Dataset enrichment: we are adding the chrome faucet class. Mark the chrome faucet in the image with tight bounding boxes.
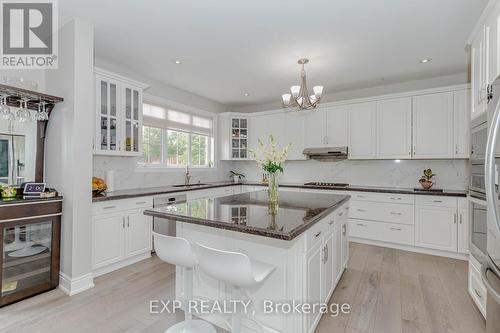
[184,166,191,185]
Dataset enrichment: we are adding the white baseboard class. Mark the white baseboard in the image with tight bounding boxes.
[93,252,151,278]
[59,272,95,296]
[349,237,469,261]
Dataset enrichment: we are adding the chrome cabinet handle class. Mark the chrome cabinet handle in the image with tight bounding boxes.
[103,206,116,210]
[338,212,344,216]
[135,201,147,205]
[390,227,402,231]
[127,216,130,227]
[433,200,443,203]
[342,224,347,236]
[454,214,457,224]
[390,197,402,200]
[474,289,483,298]
[325,244,329,262]
[329,220,334,225]
[315,231,322,238]
[356,195,366,198]
[356,223,367,227]
[122,217,126,228]
[459,214,463,224]
[356,209,366,212]
[390,212,403,215]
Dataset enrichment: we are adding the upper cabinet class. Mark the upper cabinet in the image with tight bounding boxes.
[348,102,377,159]
[218,114,249,160]
[326,106,349,147]
[304,108,327,147]
[376,97,412,159]
[454,90,471,158]
[412,92,454,159]
[250,113,285,152]
[94,68,148,156]
[285,111,307,160]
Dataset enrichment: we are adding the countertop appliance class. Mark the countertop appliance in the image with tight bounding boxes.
[152,193,187,252]
[302,147,348,161]
[303,182,350,188]
[483,75,500,332]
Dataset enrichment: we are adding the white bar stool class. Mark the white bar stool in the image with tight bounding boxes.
[196,243,275,333]
[153,232,217,333]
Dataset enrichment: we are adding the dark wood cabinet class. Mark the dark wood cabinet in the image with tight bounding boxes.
[0,198,62,307]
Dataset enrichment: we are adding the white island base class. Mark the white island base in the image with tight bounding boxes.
[175,201,349,333]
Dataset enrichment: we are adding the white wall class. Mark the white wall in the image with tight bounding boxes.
[45,19,95,292]
[230,159,469,191]
[93,156,231,190]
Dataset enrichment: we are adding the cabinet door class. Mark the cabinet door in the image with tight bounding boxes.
[485,13,498,86]
[95,75,120,154]
[229,117,249,159]
[326,106,348,146]
[323,231,334,301]
[471,32,485,119]
[305,109,327,148]
[250,113,285,152]
[376,97,412,159]
[454,90,471,158]
[122,85,142,156]
[125,210,152,257]
[458,208,470,254]
[348,102,377,159]
[306,242,323,332]
[92,214,125,269]
[341,221,348,269]
[412,92,454,158]
[285,111,307,160]
[415,205,457,252]
[334,223,343,283]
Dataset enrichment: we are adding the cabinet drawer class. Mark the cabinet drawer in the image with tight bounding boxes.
[93,196,153,215]
[415,196,457,208]
[350,192,414,204]
[468,261,487,317]
[349,219,414,246]
[350,201,414,225]
[306,220,329,251]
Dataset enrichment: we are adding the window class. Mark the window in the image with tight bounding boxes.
[139,102,214,168]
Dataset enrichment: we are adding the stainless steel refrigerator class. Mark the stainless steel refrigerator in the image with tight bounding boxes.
[483,76,500,333]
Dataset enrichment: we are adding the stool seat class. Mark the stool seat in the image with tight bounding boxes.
[165,320,217,333]
[250,259,275,284]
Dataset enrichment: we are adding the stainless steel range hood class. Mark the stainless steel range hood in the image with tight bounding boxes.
[302,147,348,161]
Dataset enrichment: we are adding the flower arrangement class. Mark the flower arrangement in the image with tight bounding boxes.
[249,135,292,203]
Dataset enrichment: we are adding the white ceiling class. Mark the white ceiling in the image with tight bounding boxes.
[60,0,487,107]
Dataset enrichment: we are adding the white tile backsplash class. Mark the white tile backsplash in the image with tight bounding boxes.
[229,159,469,190]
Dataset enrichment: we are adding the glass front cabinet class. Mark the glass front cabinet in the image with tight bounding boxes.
[94,68,148,156]
[218,113,250,160]
[0,199,62,307]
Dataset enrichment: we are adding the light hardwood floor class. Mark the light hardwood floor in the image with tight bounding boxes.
[0,243,486,333]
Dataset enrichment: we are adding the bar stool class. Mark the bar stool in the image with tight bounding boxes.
[195,243,275,333]
[153,232,217,333]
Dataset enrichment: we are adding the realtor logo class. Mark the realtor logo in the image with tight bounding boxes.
[1,0,58,69]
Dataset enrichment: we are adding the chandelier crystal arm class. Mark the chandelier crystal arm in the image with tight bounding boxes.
[282,58,323,110]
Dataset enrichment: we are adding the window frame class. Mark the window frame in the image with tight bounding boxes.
[137,97,216,171]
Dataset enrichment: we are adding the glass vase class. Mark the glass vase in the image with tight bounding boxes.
[268,173,279,204]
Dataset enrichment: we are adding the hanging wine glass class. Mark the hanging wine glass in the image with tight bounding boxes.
[0,95,13,120]
[40,101,49,121]
[34,102,43,121]
[16,98,32,123]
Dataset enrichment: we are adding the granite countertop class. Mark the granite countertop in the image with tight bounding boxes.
[0,196,63,206]
[144,191,350,241]
[93,181,467,203]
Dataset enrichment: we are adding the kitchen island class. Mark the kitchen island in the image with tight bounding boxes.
[144,190,350,333]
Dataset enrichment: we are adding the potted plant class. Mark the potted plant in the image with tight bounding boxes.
[249,135,291,204]
[419,169,436,190]
[230,171,245,183]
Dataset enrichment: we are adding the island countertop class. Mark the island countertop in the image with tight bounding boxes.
[143,190,350,240]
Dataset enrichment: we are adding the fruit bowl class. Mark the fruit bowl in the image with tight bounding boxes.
[92,177,107,196]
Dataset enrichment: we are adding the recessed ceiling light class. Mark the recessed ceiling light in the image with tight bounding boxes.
[419,58,431,64]
[243,92,250,97]
[174,60,182,64]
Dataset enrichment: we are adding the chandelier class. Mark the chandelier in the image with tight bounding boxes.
[281,58,323,110]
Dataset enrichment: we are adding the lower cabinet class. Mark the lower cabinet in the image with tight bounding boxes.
[306,241,323,330]
[92,208,152,274]
[458,207,470,254]
[415,205,458,252]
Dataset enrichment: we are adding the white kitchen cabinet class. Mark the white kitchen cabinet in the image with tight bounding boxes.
[92,214,125,269]
[333,222,343,282]
[376,97,412,159]
[323,230,335,302]
[285,111,307,160]
[306,241,323,331]
[454,90,471,158]
[415,204,458,252]
[458,207,470,254]
[94,68,148,156]
[305,108,327,148]
[348,102,377,159]
[218,114,249,160]
[125,209,152,257]
[250,113,285,152]
[485,13,499,86]
[471,30,485,120]
[326,106,349,146]
[341,221,348,269]
[412,92,454,158]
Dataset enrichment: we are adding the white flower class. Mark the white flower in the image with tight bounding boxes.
[249,134,292,172]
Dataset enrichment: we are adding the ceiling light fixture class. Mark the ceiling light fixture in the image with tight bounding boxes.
[419,58,431,64]
[174,60,182,64]
[243,92,250,97]
[282,58,323,110]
